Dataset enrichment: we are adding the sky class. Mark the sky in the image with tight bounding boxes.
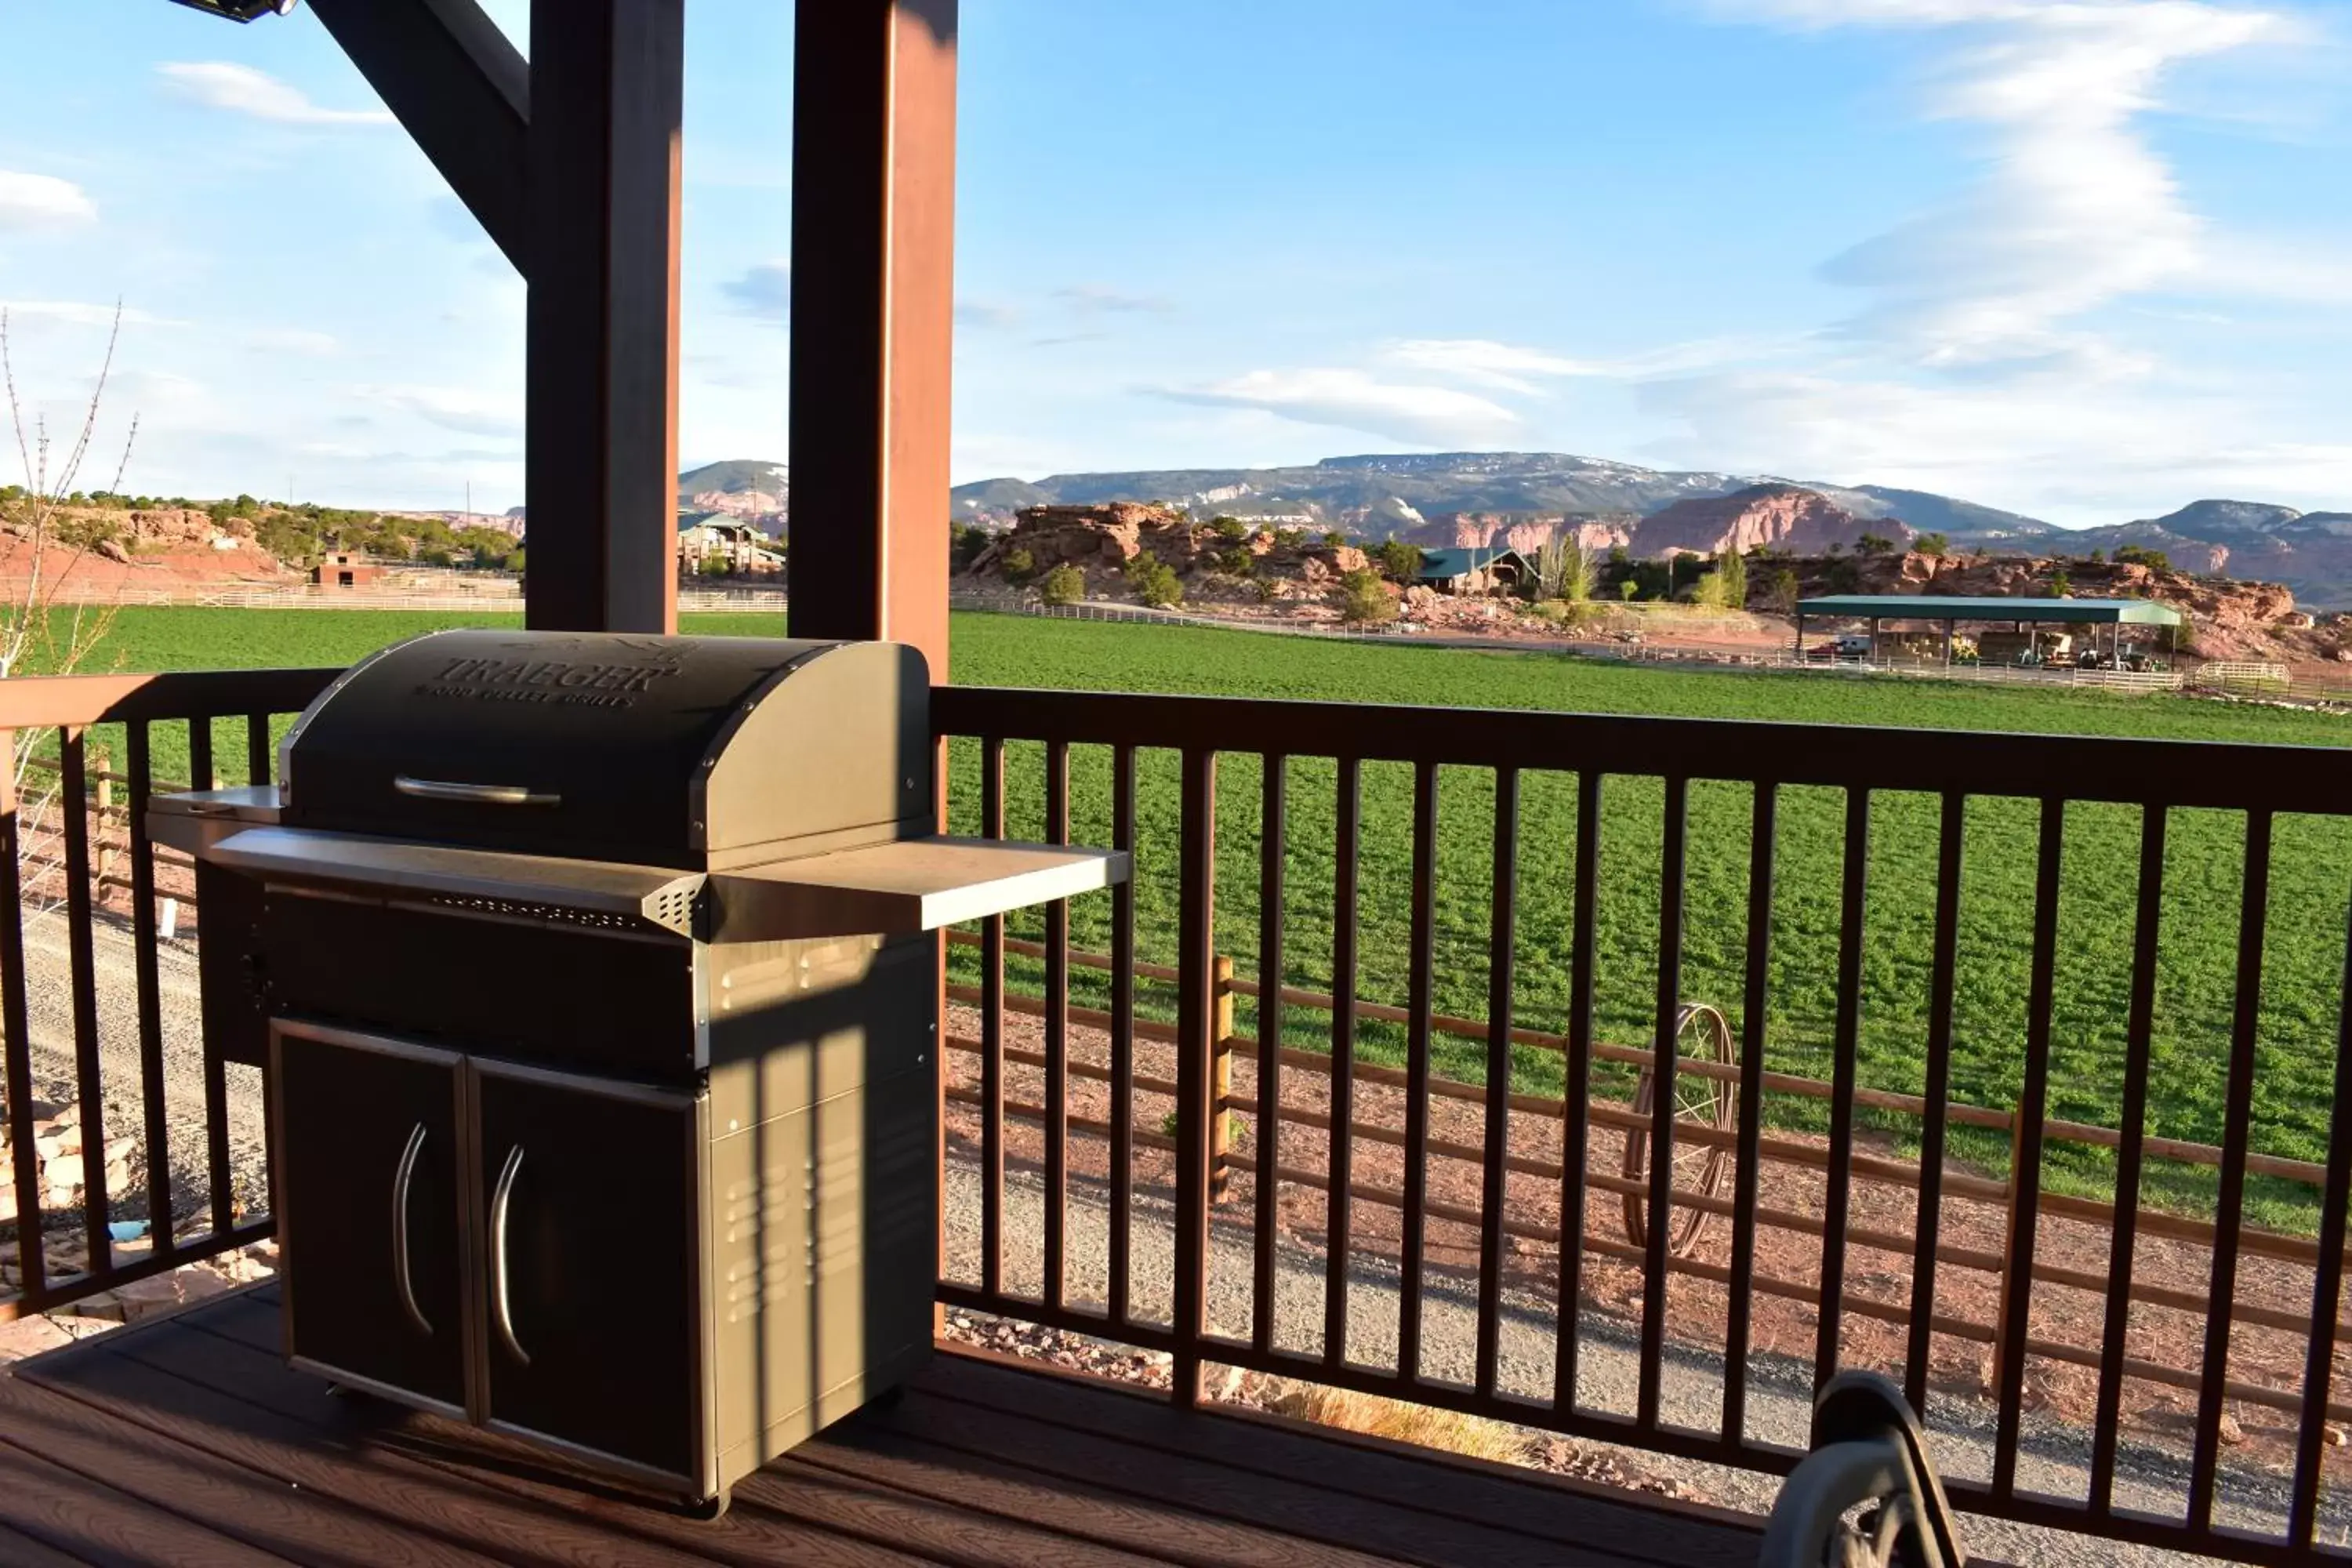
[1,0,2347,528]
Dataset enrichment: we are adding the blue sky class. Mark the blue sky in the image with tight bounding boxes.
[1,0,2347,526]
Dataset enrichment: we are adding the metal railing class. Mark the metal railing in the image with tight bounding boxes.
[0,668,338,1321]
[932,684,2352,1567]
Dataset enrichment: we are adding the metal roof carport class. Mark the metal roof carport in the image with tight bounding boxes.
[1793,594,2187,669]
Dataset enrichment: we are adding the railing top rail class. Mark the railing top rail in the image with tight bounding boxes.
[935,684,2352,816]
[0,667,343,731]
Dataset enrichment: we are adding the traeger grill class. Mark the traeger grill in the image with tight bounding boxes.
[154,630,1125,1515]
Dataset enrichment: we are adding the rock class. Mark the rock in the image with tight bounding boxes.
[2217,1410,2246,1446]
[2325,1422,2348,1448]
[0,1313,82,1366]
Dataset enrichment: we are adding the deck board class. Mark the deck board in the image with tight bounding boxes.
[0,1285,1766,1567]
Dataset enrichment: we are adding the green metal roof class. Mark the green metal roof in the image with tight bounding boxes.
[1416,546,1526,579]
[1795,594,2185,627]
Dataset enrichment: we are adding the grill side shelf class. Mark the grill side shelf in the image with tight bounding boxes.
[709,836,1129,942]
[207,826,706,936]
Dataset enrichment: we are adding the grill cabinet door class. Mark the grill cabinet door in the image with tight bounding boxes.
[271,1024,469,1414]
[471,1059,705,1490]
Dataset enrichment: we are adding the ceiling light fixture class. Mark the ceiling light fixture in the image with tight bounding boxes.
[163,0,298,21]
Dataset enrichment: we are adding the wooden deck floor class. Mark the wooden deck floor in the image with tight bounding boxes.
[0,1283,1765,1567]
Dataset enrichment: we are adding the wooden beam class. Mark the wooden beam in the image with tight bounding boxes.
[306,0,528,271]
[786,0,958,682]
[522,0,684,633]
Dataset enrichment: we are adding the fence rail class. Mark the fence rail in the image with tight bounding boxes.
[0,667,339,1323]
[933,682,2352,1566]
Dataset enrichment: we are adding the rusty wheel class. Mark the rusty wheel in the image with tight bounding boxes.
[1619,1003,1737,1259]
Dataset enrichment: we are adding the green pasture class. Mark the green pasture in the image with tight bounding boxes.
[38,606,2352,1226]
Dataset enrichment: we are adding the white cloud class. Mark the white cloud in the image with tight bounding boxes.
[0,172,96,231]
[158,63,394,127]
[1056,284,1173,316]
[361,384,523,440]
[1782,3,2292,365]
[0,302,172,328]
[1160,368,1521,448]
[720,261,790,322]
[1385,336,1784,392]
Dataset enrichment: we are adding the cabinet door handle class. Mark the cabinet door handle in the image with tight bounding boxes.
[391,1123,431,1337]
[490,1145,530,1366]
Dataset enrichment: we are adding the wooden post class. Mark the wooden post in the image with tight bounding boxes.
[1210,954,1235,1204]
[786,0,957,682]
[524,0,684,634]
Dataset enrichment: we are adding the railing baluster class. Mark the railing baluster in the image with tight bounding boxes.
[1555,771,1602,1415]
[1252,753,1287,1356]
[1639,776,1688,1432]
[1398,759,1439,1385]
[128,722,175,1260]
[1722,782,1776,1444]
[1173,747,1218,1406]
[1474,768,1519,1399]
[2288,872,2352,1551]
[188,714,214,793]
[1108,745,1138,1329]
[60,731,113,1268]
[2089,804,2167,1513]
[1992,797,2067,1500]
[188,712,237,1230]
[0,728,43,1302]
[978,735,1006,1301]
[1043,739,1070,1312]
[245,712,270,786]
[2187,809,2273,1527]
[1904,790,1966,1414]
[1816,787,1871,1391]
[1323,756,1361,1372]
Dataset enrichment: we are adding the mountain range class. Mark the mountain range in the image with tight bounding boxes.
[675,451,2352,607]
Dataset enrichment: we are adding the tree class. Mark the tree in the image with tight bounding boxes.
[1915,532,1949,558]
[1717,546,1747,608]
[1037,563,1085,606]
[1528,535,1592,603]
[1856,532,1895,557]
[1210,515,1250,542]
[1217,546,1255,577]
[1763,567,1801,617]
[2115,543,2172,572]
[1338,568,1395,623]
[1000,546,1036,583]
[1375,539,1423,581]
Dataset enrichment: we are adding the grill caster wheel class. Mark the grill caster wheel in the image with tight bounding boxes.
[682,1487,731,1523]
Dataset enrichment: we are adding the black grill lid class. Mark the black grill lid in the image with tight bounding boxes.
[280,630,930,869]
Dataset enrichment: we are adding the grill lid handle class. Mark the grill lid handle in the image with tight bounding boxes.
[394,776,561,808]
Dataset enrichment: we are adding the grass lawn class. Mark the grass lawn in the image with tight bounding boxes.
[45,605,2352,1225]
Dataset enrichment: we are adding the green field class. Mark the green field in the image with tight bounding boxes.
[48,607,2352,1225]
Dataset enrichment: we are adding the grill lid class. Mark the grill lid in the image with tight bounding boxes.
[279,630,930,868]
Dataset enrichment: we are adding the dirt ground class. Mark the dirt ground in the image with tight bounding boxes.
[943,999,2352,1488]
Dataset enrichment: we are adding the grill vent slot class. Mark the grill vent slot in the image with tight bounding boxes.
[651,885,698,934]
[426,895,649,933]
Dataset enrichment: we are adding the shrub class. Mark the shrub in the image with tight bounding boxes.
[1763,567,1800,617]
[1126,554,1184,608]
[1000,546,1036,583]
[2116,543,2172,572]
[1036,563,1085,606]
[1717,545,1747,608]
[1618,581,1639,602]
[1338,568,1395,623]
[1856,532,1895,557]
[1218,546,1256,577]
[1211,515,1250,542]
[1915,532,1949,558]
[1323,530,1347,548]
[1274,528,1307,550]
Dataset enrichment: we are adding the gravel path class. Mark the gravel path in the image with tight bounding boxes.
[13,906,270,1225]
[946,1151,2334,1567]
